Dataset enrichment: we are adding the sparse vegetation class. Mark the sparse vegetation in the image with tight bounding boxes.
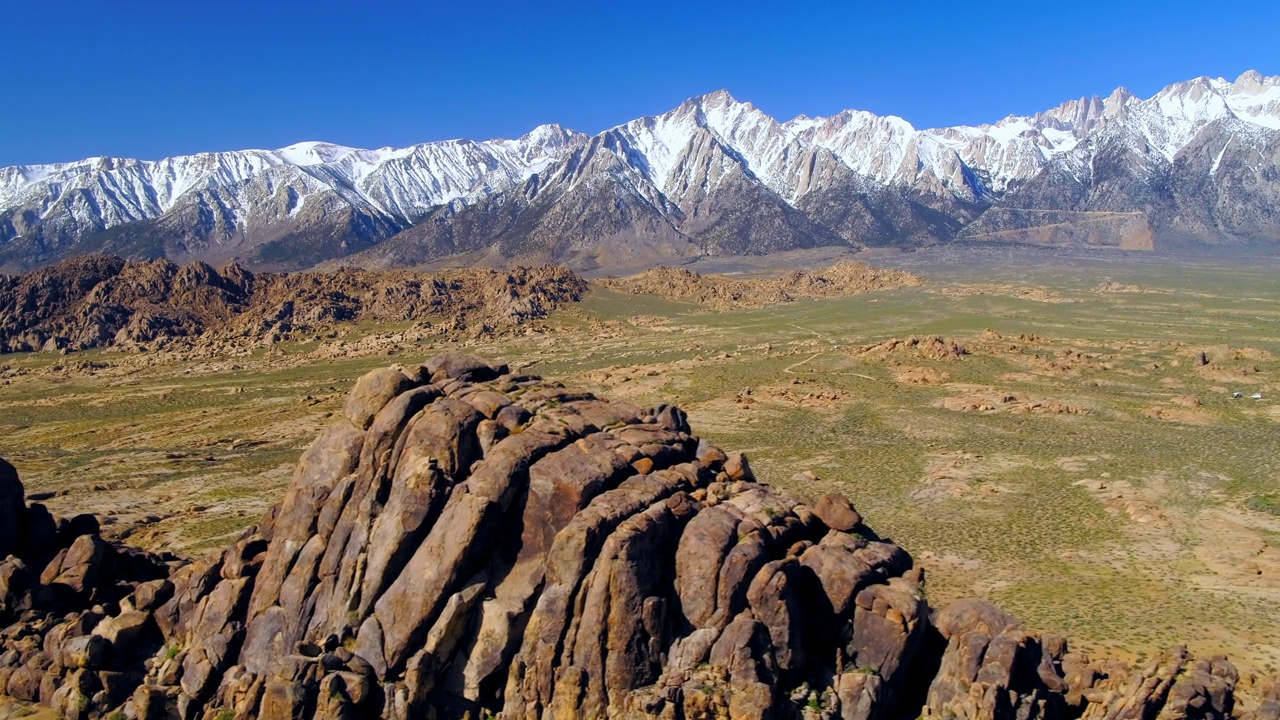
[1247,494,1280,516]
[2,251,1279,674]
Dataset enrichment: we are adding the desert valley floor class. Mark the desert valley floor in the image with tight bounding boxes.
[2,246,1278,682]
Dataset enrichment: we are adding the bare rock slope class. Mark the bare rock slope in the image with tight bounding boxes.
[0,355,1271,720]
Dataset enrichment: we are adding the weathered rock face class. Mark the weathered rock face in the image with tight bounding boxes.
[0,354,1270,720]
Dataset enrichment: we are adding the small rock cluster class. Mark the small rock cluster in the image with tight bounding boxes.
[0,458,175,716]
[0,354,1275,719]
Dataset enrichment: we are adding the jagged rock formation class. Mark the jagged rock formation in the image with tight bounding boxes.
[0,255,585,353]
[0,355,1274,720]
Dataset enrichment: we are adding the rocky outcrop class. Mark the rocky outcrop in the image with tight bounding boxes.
[0,460,175,717]
[858,335,969,361]
[0,355,1271,719]
[0,257,586,353]
[595,261,924,310]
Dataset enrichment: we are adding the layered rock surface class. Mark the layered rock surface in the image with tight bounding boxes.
[0,355,1271,720]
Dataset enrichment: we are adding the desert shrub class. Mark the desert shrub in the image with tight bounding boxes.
[1247,494,1280,515]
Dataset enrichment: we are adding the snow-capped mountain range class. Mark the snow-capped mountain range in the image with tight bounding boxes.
[3,70,1279,271]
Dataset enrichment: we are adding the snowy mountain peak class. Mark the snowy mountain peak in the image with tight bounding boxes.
[1108,86,1136,104]
[695,88,741,106]
[3,70,1279,271]
[275,141,357,166]
[517,123,582,144]
[494,124,589,165]
[1228,70,1279,97]
[1102,71,1280,159]
[1035,89,1128,135]
[1221,71,1280,130]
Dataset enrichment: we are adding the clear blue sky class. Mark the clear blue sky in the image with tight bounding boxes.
[2,0,1277,166]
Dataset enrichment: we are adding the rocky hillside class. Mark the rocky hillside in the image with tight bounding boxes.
[0,255,586,353]
[3,73,1279,272]
[596,260,924,309]
[1,354,1274,719]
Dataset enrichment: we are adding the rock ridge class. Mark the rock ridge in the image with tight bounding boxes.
[0,354,1272,720]
[595,261,924,310]
[0,256,585,354]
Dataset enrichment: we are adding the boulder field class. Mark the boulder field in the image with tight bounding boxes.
[0,353,1274,720]
[0,256,586,354]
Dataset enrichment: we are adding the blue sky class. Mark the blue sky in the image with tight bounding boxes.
[1,0,1277,166]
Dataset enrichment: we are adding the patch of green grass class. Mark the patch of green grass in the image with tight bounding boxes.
[200,484,260,502]
[1247,494,1280,516]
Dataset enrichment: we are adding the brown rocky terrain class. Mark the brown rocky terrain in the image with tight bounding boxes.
[858,336,970,362]
[0,255,585,354]
[596,261,924,310]
[1,354,1274,720]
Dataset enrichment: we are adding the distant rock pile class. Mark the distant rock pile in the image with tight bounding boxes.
[598,261,924,310]
[1092,281,1152,294]
[1,354,1275,719]
[859,335,970,361]
[0,255,585,354]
